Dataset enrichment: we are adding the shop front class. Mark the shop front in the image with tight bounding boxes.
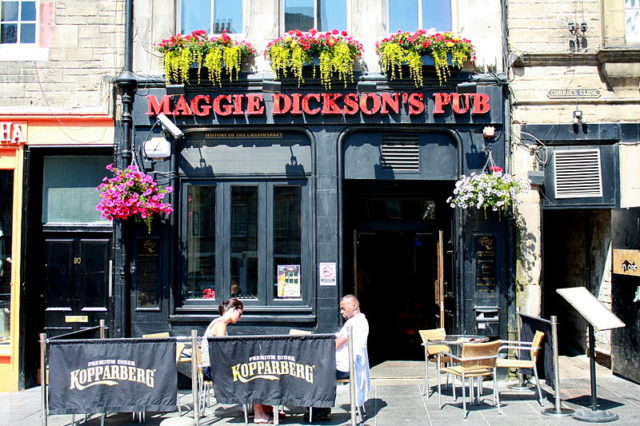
[127,79,513,364]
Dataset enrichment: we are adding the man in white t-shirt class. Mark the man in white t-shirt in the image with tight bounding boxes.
[306,294,369,422]
[335,294,369,378]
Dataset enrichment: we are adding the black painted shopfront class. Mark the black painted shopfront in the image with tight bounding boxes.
[123,77,513,364]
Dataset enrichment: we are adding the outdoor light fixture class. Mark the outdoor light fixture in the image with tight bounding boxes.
[572,109,584,125]
[568,22,576,33]
[143,136,172,160]
[157,112,184,139]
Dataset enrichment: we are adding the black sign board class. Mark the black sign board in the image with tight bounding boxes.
[208,334,336,408]
[48,339,177,414]
[474,234,498,306]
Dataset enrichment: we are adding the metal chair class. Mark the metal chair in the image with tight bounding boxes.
[418,328,452,396]
[437,340,502,418]
[497,330,545,404]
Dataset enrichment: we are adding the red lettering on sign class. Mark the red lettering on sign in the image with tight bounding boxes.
[432,93,451,114]
[471,93,491,114]
[232,94,244,115]
[147,95,172,115]
[451,94,471,114]
[213,95,233,116]
[321,93,343,114]
[246,94,265,115]
[408,93,425,115]
[343,93,359,115]
[302,93,321,115]
[290,93,303,115]
[191,95,212,116]
[360,93,381,115]
[380,93,400,114]
[0,122,26,144]
[272,94,291,115]
[173,95,192,116]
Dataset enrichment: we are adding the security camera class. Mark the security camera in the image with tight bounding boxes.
[157,113,184,139]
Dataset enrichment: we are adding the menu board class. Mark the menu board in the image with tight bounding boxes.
[474,234,498,306]
[277,264,301,298]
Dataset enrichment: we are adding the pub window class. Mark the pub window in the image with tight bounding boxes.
[283,0,347,32]
[181,180,308,307]
[0,0,36,44]
[42,156,112,224]
[179,0,244,34]
[388,0,452,32]
[186,184,216,300]
[626,0,640,43]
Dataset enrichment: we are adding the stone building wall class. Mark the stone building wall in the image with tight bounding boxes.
[0,0,124,115]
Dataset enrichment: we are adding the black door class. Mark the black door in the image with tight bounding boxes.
[44,237,110,336]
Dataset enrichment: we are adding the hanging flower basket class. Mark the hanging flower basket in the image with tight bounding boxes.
[265,29,364,89]
[446,167,531,215]
[96,164,173,233]
[155,30,255,86]
[376,30,475,86]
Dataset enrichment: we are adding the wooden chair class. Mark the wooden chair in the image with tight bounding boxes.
[497,330,545,404]
[437,340,502,418]
[418,328,452,396]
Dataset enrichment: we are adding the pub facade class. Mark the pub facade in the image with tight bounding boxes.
[119,0,513,366]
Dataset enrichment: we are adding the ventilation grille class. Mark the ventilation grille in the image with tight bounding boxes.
[553,149,603,199]
[381,136,420,171]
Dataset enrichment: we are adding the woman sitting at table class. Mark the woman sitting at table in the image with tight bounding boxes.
[200,298,274,424]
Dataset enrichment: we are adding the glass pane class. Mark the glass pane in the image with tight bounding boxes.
[42,156,111,224]
[181,0,211,34]
[1,23,17,43]
[136,237,160,308]
[0,171,13,344]
[45,241,74,308]
[231,186,258,299]
[80,241,109,308]
[389,0,418,32]
[273,186,302,299]
[186,185,216,300]
[1,2,19,21]
[214,0,242,33]
[318,0,346,31]
[285,0,314,32]
[422,0,451,31]
[21,1,36,20]
[20,22,34,43]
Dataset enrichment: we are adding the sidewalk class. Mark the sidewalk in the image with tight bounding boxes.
[3,356,640,425]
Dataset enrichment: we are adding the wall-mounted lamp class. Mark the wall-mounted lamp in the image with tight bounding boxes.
[457,82,477,93]
[568,22,576,33]
[572,109,584,125]
[157,112,184,139]
[143,137,172,160]
[483,126,496,139]
[166,84,185,96]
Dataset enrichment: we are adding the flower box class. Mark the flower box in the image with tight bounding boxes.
[377,30,474,87]
[265,29,363,89]
[155,30,255,87]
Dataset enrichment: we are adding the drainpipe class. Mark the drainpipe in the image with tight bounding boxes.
[113,0,136,337]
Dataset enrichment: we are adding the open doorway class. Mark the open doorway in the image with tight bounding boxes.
[343,180,453,366]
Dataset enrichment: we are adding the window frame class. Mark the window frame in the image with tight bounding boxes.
[386,0,455,33]
[178,178,311,310]
[0,0,37,45]
[177,0,247,35]
[280,0,350,33]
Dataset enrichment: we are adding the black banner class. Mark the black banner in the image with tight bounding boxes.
[208,334,336,408]
[48,339,177,414]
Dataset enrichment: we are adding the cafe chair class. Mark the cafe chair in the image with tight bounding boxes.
[418,328,452,396]
[194,344,216,416]
[497,330,545,405]
[437,340,502,419]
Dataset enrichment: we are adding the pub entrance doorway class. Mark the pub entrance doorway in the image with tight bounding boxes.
[343,180,453,366]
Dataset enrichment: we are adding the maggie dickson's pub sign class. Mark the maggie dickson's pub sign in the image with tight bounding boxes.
[147,91,492,119]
